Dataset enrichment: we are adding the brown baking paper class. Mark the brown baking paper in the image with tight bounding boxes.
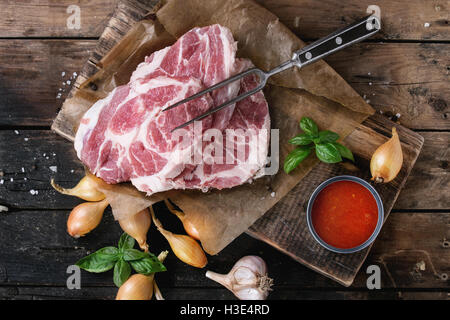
[53,0,373,255]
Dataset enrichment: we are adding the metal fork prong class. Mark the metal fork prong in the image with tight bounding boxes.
[163,68,262,112]
[171,82,265,132]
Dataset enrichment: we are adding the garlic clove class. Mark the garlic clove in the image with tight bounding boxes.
[67,199,108,238]
[233,266,259,285]
[51,175,106,202]
[116,274,154,300]
[234,287,268,301]
[118,208,151,251]
[370,127,403,183]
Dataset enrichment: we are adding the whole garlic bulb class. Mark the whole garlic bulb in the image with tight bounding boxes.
[205,256,273,300]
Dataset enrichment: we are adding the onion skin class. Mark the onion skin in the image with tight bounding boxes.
[182,220,201,241]
[51,175,106,202]
[162,230,208,268]
[150,205,207,268]
[67,199,108,238]
[370,127,403,183]
[164,199,201,240]
[116,274,154,300]
[118,209,151,251]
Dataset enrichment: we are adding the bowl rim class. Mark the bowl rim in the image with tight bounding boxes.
[306,175,384,254]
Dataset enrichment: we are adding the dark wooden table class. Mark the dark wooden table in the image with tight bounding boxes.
[0,0,448,300]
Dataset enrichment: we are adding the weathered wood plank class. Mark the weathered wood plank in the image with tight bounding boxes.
[395,132,450,209]
[0,130,444,211]
[0,0,448,41]
[0,40,447,129]
[0,0,118,38]
[0,207,448,290]
[325,43,449,130]
[0,130,86,210]
[0,286,447,300]
[256,0,450,41]
[0,40,96,126]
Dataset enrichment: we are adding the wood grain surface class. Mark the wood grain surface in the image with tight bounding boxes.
[0,0,448,299]
[1,0,448,41]
[49,0,426,286]
[1,41,447,129]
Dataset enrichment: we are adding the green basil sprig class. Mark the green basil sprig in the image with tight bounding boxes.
[76,233,166,287]
[284,117,354,174]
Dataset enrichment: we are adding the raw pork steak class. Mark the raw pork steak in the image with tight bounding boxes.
[75,24,270,195]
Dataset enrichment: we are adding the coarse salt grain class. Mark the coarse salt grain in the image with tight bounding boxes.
[24,138,29,141]
[49,166,57,173]
[62,71,66,77]
[424,22,430,28]
[0,179,4,184]
[270,192,276,198]
[21,167,25,173]
[70,169,75,173]
[30,189,37,195]
[14,130,19,135]
[10,178,13,182]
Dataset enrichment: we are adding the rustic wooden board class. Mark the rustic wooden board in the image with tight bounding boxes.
[50,0,424,286]
[248,114,424,286]
[1,0,448,41]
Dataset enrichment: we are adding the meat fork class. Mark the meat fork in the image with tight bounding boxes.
[164,15,381,131]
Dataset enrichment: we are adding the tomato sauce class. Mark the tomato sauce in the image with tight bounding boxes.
[311,180,379,249]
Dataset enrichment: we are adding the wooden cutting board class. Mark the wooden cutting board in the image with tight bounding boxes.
[52,0,424,286]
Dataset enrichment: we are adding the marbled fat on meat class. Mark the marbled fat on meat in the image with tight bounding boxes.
[75,25,270,195]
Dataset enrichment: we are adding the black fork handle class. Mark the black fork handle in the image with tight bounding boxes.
[293,15,381,68]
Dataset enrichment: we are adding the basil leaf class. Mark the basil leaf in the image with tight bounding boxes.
[300,117,319,138]
[76,247,119,273]
[130,253,167,275]
[283,146,312,174]
[315,143,342,163]
[288,133,313,146]
[318,130,340,143]
[118,233,135,250]
[333,142,355,162]
[113,259,131,288]
[123,249,148,261]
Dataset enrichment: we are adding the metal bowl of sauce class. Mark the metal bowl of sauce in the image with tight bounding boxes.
[306,175,384,254]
